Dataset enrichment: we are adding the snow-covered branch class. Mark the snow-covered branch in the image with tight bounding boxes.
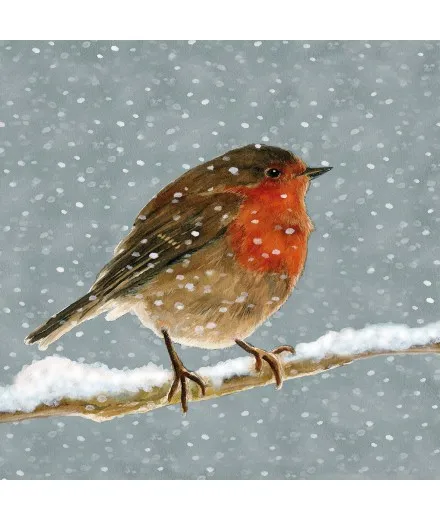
[1,321,440,424]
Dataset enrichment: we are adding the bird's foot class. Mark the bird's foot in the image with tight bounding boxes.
[235,340,295,388]
[167,359,206,413]
[162,328,206,413]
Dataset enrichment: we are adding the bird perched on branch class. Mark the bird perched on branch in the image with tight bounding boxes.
[25,144,332,412]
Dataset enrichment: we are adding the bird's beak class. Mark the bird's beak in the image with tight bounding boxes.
[301,166,333,179]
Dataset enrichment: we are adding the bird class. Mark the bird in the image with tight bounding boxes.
[25,144,332,412]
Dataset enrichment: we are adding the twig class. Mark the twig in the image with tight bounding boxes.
[1,342,439,424]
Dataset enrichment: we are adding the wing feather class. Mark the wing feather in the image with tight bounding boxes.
[90,191,242,302]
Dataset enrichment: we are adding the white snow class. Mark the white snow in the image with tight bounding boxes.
[0,357,170,414]
[292,321,440,359]
[1,321,440,414]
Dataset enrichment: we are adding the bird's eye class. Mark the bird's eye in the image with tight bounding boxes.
[265,168,282,179]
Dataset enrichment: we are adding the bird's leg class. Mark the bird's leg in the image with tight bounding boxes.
[235,340,296,389]
[161,328,206,413]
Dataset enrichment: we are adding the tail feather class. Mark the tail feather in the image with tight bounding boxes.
[24,292,106,350]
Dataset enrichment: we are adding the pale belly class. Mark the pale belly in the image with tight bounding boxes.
[113,240,295,349]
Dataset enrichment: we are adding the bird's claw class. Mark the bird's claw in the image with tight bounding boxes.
[256,350,283,388]
[168,365,206,414]
[271,344,296,356]
[236,340,295,389]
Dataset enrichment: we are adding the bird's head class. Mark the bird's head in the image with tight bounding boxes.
[185,144,332,195]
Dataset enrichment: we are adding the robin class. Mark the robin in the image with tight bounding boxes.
[25,144,332,412]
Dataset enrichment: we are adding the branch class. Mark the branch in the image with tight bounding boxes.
[1,321,440,424]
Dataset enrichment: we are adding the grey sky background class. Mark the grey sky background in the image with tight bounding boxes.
[1,40,440,479]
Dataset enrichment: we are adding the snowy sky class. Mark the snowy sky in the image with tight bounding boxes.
[1,40,440,479]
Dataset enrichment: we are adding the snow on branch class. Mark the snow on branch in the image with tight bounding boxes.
[1,321,440,424]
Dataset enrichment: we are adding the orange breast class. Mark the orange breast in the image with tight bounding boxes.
[226,178,313,281]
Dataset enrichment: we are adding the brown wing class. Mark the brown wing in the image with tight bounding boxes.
[90,189,243,302]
